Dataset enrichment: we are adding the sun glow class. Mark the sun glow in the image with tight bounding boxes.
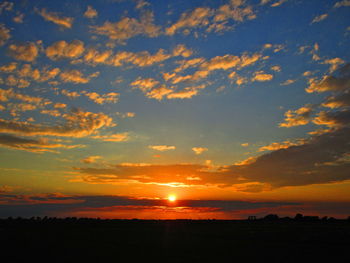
[168,195,176,202]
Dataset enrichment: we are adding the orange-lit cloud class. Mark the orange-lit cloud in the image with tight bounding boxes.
[46,40,85,60]
[0,109,114,138]
[84,6,98,19]
[192,147,208,155]
[0,134,82,153]
[279,104,314,127]
[81,155,102,163]
[8,42,38,62]
[149,145,176,151]
[0,24,10,46]
[91,10,160,43]
[37,8,74,29]
[92,132,129,142]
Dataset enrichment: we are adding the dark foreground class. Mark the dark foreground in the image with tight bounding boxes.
[1,218,350,262]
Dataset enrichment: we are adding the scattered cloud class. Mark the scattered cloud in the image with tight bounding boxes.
[322,57,345,73]
[311,13,328,24]
[192,147,208,155]
[91,132,129,142]
[252,71,273,82]
[13,13,24,23]
[334,0,350,8]
[279,104,314,127]
[91,10,160,43]
[0,134,81,153]
[83,91,119,104]
[0,108,114,138]
[0,24,10,46]
[258,140,304,152]
[84,6,98,19]
[60,70,98,84]
[281,79,296,85]
[8,42,38,62]
[81,155,102,163]
[149,145,176,151]
[37,8,74,29]
[165,1,256,36]
[46,40,85,60]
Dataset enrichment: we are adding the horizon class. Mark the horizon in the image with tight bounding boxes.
[0,0,350,219]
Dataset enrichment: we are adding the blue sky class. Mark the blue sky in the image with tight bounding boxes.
[0,0,349,218]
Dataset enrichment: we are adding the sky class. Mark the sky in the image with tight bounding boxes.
[0,0,349,219]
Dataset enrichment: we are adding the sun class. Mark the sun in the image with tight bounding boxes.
[168,195,176,202]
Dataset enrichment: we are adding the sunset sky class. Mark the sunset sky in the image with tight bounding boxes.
[0,0,350,219]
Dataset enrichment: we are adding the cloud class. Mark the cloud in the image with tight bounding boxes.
[149,145,176,151]
[322,92,350,108]
[135,0,150,10]
[0,1,13,13]
[165,1,256,35]
[306,64,350,93]
[73,122,350,189]
[0,108,114,138]
[0,88,45,105]
[334,0,350,8]
[165,7,212,36]
[69,44,191,68]
[91,132,129,142]
[8,42,38,62]
[131,78,159,91]
[322,57,345,73]
[252,71,273,82]
[0,62,17,73]
[172,44,193,58]
[313,110,350,128]
[83,92,119,104]
[0,24,10,46]
[168,52,262,85]
[270,65,281,72]
[60,70,98,84]
[131,77,205,100]
[4,64,60,84]
[46,40,85,60]
[73,96,350,190]
[279,104,314,127]
[192,147,208,155]
[0,193,304,218]
[84,6,98,19]
[166,85,206,99]
[61,89,80,99]
[116,112,135,118]
[37,8,74,29]
[13,13,24,23]
[173,58,205,73]
[91,10,160,43]
[311,14,328,24]
[0,134,82,153]
[110,49,171,67]
[281,79,295,85]
[270,0,288,7]
[82,48,112,65]
[258,140,304,152]
[54,103,67,109]
[81,155,102,164]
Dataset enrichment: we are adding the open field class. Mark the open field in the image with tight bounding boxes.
[1,219,350,262]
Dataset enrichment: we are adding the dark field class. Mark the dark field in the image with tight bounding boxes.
[1,218,350,262]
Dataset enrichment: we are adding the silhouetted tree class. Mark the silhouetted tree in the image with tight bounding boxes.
[264,214,279,220]
[294,213,303,220]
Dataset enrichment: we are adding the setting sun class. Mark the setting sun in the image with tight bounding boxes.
[168,195,176,202]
